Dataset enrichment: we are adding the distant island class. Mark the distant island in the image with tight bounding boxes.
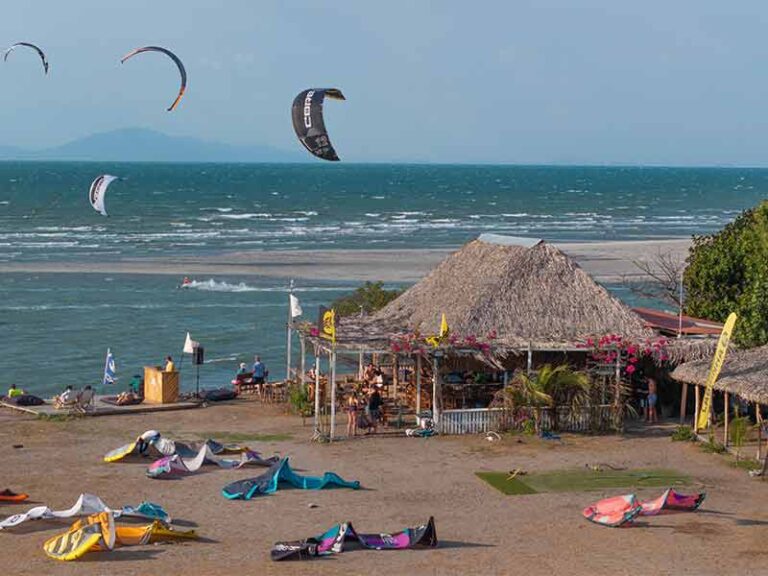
[0,128,307,163]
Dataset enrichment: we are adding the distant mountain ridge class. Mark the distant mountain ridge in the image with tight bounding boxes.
[0,128,306,163]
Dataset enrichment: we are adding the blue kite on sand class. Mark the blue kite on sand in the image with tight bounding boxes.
[221,458,360,500]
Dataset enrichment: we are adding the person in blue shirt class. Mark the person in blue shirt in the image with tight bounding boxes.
[252,356,266,384]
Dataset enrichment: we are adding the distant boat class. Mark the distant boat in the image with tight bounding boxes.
[180,277,193,289]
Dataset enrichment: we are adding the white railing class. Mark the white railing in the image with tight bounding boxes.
[438,405,618,435]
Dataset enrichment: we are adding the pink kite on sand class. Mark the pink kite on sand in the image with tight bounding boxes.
[583,489,706,527]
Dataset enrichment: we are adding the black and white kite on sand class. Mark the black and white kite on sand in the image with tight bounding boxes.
[121,46,187,111]
[88,175,118,216]
[3,42,48,74]
[291,88,345,161]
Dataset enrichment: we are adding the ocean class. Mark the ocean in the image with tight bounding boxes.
[1,162,764,396]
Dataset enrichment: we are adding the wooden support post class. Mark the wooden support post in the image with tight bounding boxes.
[724,391,730,447]
[313,352,321,433]
[416,355,422,416]
[526,343,533,376]
[694,385,701,434]
[329,349,337,442]
[299,337,306,388]
[679,382,688,424]
[757,404,763,462]
[432,354,440,425]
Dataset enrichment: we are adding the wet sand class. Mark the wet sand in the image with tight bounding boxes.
[0,239,690,283]
[0,401,765,576]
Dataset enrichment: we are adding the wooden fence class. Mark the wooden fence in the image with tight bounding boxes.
[438,405,619,435]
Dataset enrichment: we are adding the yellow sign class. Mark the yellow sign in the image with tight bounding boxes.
[321,308,336,343]
[696,312,737,430]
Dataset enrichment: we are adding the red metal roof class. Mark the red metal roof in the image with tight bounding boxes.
[632,307,724,336]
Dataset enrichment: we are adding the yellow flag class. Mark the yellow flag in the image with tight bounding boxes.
[696,312,737,430]
[439,313,449,338]
[321,308,336,344]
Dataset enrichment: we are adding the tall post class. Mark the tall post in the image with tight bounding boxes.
[416,355,422,416]
[299,336,306,388]
[329,348,337,442]
[432,354,440,425]
[313,351,321,433]
[694,385,701,434]
[757,405,763,462]
[526,343,533,376]
[285,279,294,383]
[679,383,689,424]
[724,391,730,447]
[678,268,684,338]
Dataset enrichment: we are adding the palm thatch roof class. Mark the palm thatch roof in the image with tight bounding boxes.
[334,235,655,351]
[671,345,768,404]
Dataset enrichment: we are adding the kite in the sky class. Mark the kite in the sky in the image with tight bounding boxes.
[291,89,345,161]
[3,42,48,74]
[121,46,187,111]
[88,175,118,217]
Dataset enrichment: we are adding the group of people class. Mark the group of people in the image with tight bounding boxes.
[345,385,384,437]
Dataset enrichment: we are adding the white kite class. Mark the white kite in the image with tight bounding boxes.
[88,174,118,216]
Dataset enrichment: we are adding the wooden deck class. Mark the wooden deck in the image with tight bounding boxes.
[0,395,203,418]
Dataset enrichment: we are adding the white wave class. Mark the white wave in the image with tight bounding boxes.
[295,211,318,216]
[364,213,381,217]
[182,279,262,293]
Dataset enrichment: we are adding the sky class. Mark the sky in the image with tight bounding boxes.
[2,1,768,165]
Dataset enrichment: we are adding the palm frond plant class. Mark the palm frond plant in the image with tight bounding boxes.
[505,365,591,432]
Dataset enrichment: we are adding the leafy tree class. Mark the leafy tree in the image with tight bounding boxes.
[684,201,768,347]
[331,281,403,317]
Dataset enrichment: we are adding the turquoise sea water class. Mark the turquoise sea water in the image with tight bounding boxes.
[1,162,765,395]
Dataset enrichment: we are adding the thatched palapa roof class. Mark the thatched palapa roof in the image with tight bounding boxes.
[671,345,768,404]
[334,234,655,351]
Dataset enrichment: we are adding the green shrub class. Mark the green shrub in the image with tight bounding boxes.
[671,425,695,442]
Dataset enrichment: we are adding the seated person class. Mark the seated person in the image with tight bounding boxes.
[77,385,95,408]
[129,374,143,396]
[115,390,140,405]
[54,385,76,407]
[164,356,175,372]
[237,362,248,376]
[7,384,24,398]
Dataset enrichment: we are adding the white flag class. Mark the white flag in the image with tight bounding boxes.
[289,294,303,318]
[183,332,199,354]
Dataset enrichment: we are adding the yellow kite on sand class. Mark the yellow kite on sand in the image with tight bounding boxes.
[43,511,197,561]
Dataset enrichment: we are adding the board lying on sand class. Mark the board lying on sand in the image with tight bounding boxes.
[272,517,437,561]
[583,489,706,527]
[43,511,197,561]
[147,444,278,479]
[0,493,169,530]
[222,458,360,500]
[0,489,29,503]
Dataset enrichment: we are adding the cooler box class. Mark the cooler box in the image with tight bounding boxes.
[143,366,179,404]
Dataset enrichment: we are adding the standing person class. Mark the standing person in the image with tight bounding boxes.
[252,356,266,384]
[368,386,383,434]
[164,356,175,372]
[647,376,658,423]
[345,390,358,438]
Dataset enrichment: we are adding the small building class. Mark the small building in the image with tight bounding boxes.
[298,234,714,437]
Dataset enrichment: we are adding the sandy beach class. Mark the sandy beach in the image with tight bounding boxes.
[0,239,690,283]
[0,400,766,576]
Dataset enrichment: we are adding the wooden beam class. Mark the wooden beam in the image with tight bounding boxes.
[313,353,321,433]
[416,355,422,416]
[724,391,729,447]
[330,349,337,442]
[694,385,700,434]
[679,382,688,424]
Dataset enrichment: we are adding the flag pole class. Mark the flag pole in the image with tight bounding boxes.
[101,348,110,389]
[286,279,294,383]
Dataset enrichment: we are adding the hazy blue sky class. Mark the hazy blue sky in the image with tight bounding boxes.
[2,1,768,164]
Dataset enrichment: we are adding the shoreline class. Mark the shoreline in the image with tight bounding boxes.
[0,238,691,283]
